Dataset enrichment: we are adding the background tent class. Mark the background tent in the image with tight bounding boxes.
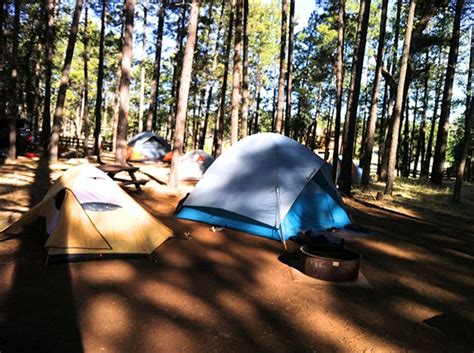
[127,131,171,161]
[327,156,363,184]
[176,133,351,243]
[1,165,173,261]
[177,149,214,181]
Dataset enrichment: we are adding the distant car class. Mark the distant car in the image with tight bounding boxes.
[0,118,36,157]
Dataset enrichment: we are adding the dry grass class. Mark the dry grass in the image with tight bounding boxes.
[352,177,474,222]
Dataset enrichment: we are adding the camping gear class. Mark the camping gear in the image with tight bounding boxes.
[300,244,360,282]
[1,165,173,262]
[177,149,214,181]
[126,131,171,161]
[176,133,351,244]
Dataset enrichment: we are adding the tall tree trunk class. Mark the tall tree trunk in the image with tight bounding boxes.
[413,52,430,178]
[49,0,83,162]
[169,0,200,187]
[401,87,411,177]
[138,0,147,133]
[254,83,262,134]
[200,1,225,150]
[379,0,402,181]
[33,40,42,137]
[115,0,135,165]
[0,0,6,119]
[230,0,242,145]
[82,0,90,153]
[275,0,288,133]
[361,0,387,186]
[7,0,21,160]
[385,0,416,195]
[146,0,166,132]
[453,25,473,202]
[240,0,249,139]
[431,0,465,185]
[340,0,371,194]
[332,0,345,182]
[408,85,419,172]
[93,0,107,158]
[421,57,443,177]
[213,1,233,157]
[284,0,295,137]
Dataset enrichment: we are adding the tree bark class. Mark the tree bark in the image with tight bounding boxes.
[138,0,147,133]
[49,0,83,162]
[378,0,402,182]
[274,0,288,133]
[361,0,388,186]
[431,0,465,185]
[413,52,430,178]
[385,0,416,195]
[93,0,107,158]
[340,0,371,195]
[7,0,21,160]
[115,0,135,165]
[168,0,200,187]
[240,0,249,139]
[331,0,345,182]
[230,0,242,145]
[421,56,443,177]
[453,25,473,202]
[284,0,295,137]
[146,0,166,132]
[0,0,7,119]
[82,0,90,153]
[213,1,233,157]
[200,0,225,150]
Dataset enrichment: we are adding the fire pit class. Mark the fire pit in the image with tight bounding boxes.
[300,244,360,282]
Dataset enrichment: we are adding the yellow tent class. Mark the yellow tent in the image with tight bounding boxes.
[1,164,173,261]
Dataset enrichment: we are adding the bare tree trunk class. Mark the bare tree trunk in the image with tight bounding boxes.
[169,0,200,187]
[361,0,387,186]
[230,0,242,145]
[379,0,402,181]
[408,85,419,173]
[431,0,465,185]
[7,0,21,160]
[453,25,473,202]
[332,0,345,182]
[0,0,5,119]
[200,1,225,150]
[385,0,416,195]
[240,0,249,139]
[213,1,233,157]
[49,0,83,162]
[421,60,442,177]
[146,0,166,132]
[82,0,90,153]
[115,0,135,165]
[138,0,147,133]
[93,0,107,158]
[275,0,287,133]
[401,87,411,177]
[340,0,371,195]
[284,0,295,137]
[413,52,430,178]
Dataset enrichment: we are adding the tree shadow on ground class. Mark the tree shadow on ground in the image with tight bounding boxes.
[0,157,83,353]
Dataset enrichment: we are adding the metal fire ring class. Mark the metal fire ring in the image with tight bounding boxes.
[300,244,361,282]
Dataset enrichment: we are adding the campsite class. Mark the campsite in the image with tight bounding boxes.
[0,0,473,352]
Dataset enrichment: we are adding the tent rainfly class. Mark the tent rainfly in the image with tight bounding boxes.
[127,131,171,161]
[1,165,173,262]
[176,133,351,244]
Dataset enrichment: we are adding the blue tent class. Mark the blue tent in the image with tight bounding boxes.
[176,133,351,243]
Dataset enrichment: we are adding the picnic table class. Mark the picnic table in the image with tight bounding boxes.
[98,164,148,191]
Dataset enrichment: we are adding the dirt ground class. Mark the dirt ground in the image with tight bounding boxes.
[0,157,473,353]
